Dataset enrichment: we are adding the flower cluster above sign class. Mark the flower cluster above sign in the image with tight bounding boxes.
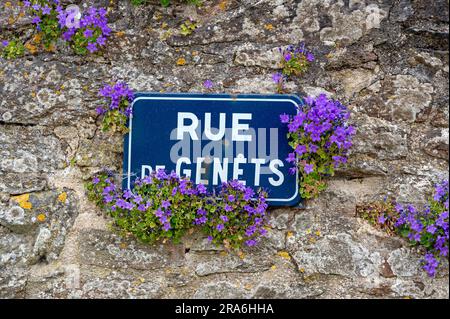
[123,93,303,206]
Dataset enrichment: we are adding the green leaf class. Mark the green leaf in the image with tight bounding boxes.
[160,0,170,7]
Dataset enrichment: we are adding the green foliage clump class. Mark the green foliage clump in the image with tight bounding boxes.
[1,40,25,59]
[85,170,271,250]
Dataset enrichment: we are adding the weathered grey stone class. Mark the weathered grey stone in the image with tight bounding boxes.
[79,229,185,270]
[386,75,434,123]
[351,115,409,161]
[80,267,165,299]
[188,249,274,277]
[193,281,249,299]
[0,206,37,234]
[291,233,382,277]
[387,248,421,277]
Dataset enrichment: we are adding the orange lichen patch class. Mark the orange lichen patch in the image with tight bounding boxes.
[277,251,291,260]
[244,283,253,290]
[176,57,186,66]
[32,33,42,44]
[315,230,321,237]
[58,192,67,203]
[8,16,15,25]
[286,231,294,238]
[119,242,128,249]
[237,251,245,260]
[299,267,305,273]
[45,44,56,52]
[12,194,32,210]
[20,201,32,209]
[37,214,46,222]
[24,42,38,54]
[270,265,277,271]
[115,31,125,37]
[218,0,228,11]
[12,194,29,203]
[264,23,274,31]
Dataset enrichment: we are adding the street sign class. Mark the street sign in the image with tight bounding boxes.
[123,93,303,206]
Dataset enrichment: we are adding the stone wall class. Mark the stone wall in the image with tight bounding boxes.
[0,0,448,298]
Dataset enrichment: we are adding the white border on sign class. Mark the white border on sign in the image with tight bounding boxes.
[127,96,299,202]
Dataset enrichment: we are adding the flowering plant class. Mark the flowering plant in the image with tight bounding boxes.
[111,171,207,243]
[280,94,355,199]
[359,180,449,277]
[59,6,111,55]
[85,170,117,211]
[356,199,399,236]
[1,40,25,59]
[97,81,134,133]
[273,43,314,93]
[393,180,449,276]
[85,170,270,249]
[202,181,269,249]
[22,1,110,55]
[26,0,62,50]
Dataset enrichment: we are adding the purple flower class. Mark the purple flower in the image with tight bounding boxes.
[224,204,233,212]
[163,223,171,231]
[227,195,235,202]
[207,236,213,241]
[84,29,94,38]
[309,144,318,153]
[245,239,257,247]
[162,200,171,209]
[284,52,292,61]
[304,163,314,174]
[216,224,225,231]
[86,42,97,53]
[423,253,439,277]
[104,194,113,203]
[272,72,282,84]
[220,215,229,223]
[42,5,51,15]
[95,106,106,115]
[280,113,290,123]
[286,152,296,163]
[203,80,213,89]
[97,36,107,46]
[427,224,437,234]
[92,176,100,185]
[32,16,41,24]
[306,52,315,62]
[196,184,207,195]
[1,40,9,47]
[123,189,133,199]
[378,215,386,224]
[155,208,164,218]
[295,145,307,156]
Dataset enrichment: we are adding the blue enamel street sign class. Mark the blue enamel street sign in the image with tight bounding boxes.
[123,93,303,206]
